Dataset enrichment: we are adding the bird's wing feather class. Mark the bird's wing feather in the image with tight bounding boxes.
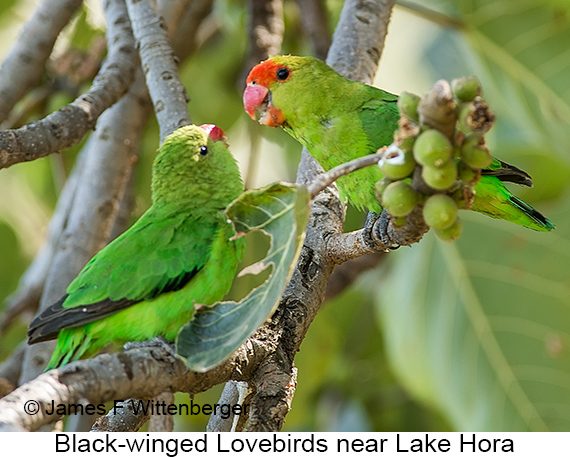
[358,91,400,151]
[28,207,216,343]
[482,158,533,187]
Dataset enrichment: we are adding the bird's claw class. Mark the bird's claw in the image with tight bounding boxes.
[123,336,177,359]
[364,211,400,252]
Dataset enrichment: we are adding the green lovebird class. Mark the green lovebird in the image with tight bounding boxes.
[28,124,245,370]
[243,55,554,232]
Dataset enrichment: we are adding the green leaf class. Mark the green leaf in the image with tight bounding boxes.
[455,0,570,157]
[375,199,570,431]
[176,183,310,372]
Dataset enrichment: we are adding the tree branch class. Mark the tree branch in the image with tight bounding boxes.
[0,0,84,124]
[91,398,150,432]
[0,0,137,170]
[207,381,252,432]
[0,334,263,432]
[307,149,386,199]
[148,392,175,432]
[125,0,191,141]
[0,343,25,398]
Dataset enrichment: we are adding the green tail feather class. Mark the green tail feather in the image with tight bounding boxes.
[45,329,92,370]
[472,176,554,232]
[508,195,555,231]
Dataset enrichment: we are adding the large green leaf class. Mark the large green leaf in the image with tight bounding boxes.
[375,197,570,431]
[176,183,310,372]
[451,0,570,157]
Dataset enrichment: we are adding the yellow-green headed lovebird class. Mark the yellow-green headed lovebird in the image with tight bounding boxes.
[243,55,553,232]
[28,124,245,369]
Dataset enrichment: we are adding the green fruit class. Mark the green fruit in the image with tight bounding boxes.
[457,100,494,134]
[397,135,415,153]
[457,102,475,133]
[461,134,492,169]
[398,91,421,121]
[458,160,479,183]
[421,161,457,190]
[380,151,416,180]
[423,194,458,230]
[434,217,463,241]
[413,129,452,167]
[381,181,417,217]
[451,76,481,102]
[374,178,392,203]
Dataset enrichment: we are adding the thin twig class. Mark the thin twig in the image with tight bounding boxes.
[307,149,386,199]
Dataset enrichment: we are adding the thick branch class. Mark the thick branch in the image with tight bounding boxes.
[91,398,150,432]
[245,365,297,432]
[0,0,83,124]
[126,0,191,141]
[0,0,137,170]
[0,334,265,431]
[327,0,397,84]
[148,392,175,432]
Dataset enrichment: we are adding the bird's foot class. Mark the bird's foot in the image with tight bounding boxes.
[123,336,177,360]
[364,211,400,252]
[364,208,429,252]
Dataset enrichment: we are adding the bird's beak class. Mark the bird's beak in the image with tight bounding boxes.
[243,82,285,127]
[243,82,269,120]
[199,124,229,147]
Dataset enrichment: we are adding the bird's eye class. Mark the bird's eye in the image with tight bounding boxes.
[199,145,209,156]
[276,67,290,81]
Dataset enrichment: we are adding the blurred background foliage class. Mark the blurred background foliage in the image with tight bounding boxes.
[0,0,569,431]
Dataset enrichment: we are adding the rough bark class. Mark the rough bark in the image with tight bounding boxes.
[0,0,137,170]
[126,0,191,141]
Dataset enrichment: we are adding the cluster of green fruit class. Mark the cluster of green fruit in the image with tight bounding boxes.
[375,76,494,241]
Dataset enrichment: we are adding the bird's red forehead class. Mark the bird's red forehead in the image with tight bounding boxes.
[246,60,285,86]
